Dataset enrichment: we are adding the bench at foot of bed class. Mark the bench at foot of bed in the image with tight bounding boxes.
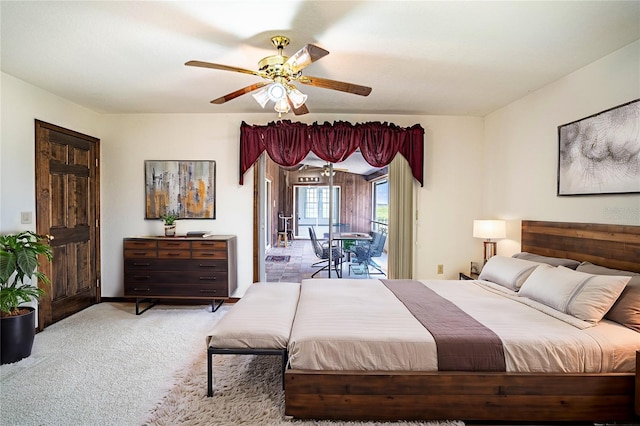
[205,281,300,397]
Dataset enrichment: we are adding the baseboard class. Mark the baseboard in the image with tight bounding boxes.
[99,297,238,305]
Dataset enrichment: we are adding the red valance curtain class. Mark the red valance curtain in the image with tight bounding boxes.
[239,120,424,186]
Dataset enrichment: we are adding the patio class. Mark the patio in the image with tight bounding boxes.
[265,238,387,283]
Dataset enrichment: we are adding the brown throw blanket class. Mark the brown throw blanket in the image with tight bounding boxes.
[381,279,506,371]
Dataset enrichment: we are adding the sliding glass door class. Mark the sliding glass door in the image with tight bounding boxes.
[294,185,340,239]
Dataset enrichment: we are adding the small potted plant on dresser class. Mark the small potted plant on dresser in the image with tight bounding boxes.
[0,231,53,364]
[161,213,179,237]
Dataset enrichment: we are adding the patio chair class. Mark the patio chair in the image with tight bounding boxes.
[349,230,387,276]
[308,227,344,278]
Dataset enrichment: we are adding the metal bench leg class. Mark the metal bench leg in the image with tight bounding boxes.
[207,348,214,397]
[282,350,288,389]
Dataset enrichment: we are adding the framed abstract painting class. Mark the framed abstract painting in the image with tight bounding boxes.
[557,99,639,196]
[145,160,216,219]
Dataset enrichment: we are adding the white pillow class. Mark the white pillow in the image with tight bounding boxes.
[519,265,589,312]
[567,273,630,323]
[518,265,630,323]
[478,255,544,291]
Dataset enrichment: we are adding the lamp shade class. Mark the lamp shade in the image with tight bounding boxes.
[473,220,506,240]
[274,98,290,114]
[288,87,307,108]
[251,86,270,108]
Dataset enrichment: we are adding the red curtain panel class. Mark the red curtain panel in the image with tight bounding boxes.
[239,120,424,186]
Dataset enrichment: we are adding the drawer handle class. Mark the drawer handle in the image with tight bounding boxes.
[133,262,150,266]
[199,276,217,281]
[199,289,218,293]
[133,252,148,256]
[167,253,181,257]
[134,275,150,279]
[133,287,150,292]
[166,243,181,246]
[200,252,216,256]
[200,243,216,246]
[199,264,217,268]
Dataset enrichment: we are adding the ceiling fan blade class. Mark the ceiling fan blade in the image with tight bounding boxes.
[288,97,309,115]
[211,82,269,104]
[185,60,263,77]
[285,44,329,74]
[298,75,372,96]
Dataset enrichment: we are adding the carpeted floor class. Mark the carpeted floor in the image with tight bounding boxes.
[0,302,224,425]
[1,302,462,426]
[145,353,464,426]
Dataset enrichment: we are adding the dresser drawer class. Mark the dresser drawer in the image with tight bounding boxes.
[158,249,191,259]
[124,259,220,271]
[192,259,228,271]
[124,249,157,258]
[192,250,227,259]
[158,240,191,250]
[192,240,226,250]
[125,282,228,297]
[124,240,157,250]
[125,270,228,285]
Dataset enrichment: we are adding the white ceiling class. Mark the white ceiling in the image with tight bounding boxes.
[2,1,639,117]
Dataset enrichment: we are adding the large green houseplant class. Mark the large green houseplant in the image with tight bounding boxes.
[0,231,53,364]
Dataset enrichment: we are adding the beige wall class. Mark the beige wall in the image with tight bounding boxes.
[1,40,638,297]
[1,73,102,231]
[484,40,640,256]
[98,113,482,294]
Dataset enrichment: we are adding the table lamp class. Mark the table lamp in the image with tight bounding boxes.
[473,219,506,264]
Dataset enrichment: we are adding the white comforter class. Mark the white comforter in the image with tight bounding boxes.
[287,278,640,373]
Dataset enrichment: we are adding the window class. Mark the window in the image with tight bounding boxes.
[304,188,318,218]
[320,187,330,219]
[372,178,388,231]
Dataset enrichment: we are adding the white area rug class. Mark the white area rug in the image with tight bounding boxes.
[1,303,223,425]
[145,353,464,426]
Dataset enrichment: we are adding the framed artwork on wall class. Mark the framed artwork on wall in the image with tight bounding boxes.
[557,99,639,196]
[145,160,216,219]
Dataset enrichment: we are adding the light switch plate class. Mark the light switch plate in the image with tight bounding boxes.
[21,211,33,224]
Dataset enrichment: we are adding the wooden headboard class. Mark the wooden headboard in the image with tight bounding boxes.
[521,220,640,273]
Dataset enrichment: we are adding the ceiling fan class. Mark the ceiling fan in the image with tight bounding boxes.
[185,36,372,116]
[302,163,348,176]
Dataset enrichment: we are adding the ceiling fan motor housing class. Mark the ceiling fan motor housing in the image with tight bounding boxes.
[258,55,289,79]
[258,35,292,79]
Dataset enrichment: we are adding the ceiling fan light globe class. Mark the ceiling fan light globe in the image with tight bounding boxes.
[267,83,287,101]
[252,86,270,108]
[274,98,290,114]
[288,88,307,108]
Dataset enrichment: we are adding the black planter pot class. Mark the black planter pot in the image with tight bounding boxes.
[1,307,36,365]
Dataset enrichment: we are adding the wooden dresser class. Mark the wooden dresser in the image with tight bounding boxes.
[123,235,237,314]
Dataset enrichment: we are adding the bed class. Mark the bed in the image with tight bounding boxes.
[284,220,640,422]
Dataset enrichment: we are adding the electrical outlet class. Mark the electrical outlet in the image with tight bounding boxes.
[437,264,444,274]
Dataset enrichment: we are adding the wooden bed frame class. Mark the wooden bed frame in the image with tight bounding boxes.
[284,220,640,422]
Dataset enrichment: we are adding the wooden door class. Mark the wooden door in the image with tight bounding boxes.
[35,120,100,329]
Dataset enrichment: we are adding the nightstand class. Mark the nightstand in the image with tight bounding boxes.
[459,272,479,280]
